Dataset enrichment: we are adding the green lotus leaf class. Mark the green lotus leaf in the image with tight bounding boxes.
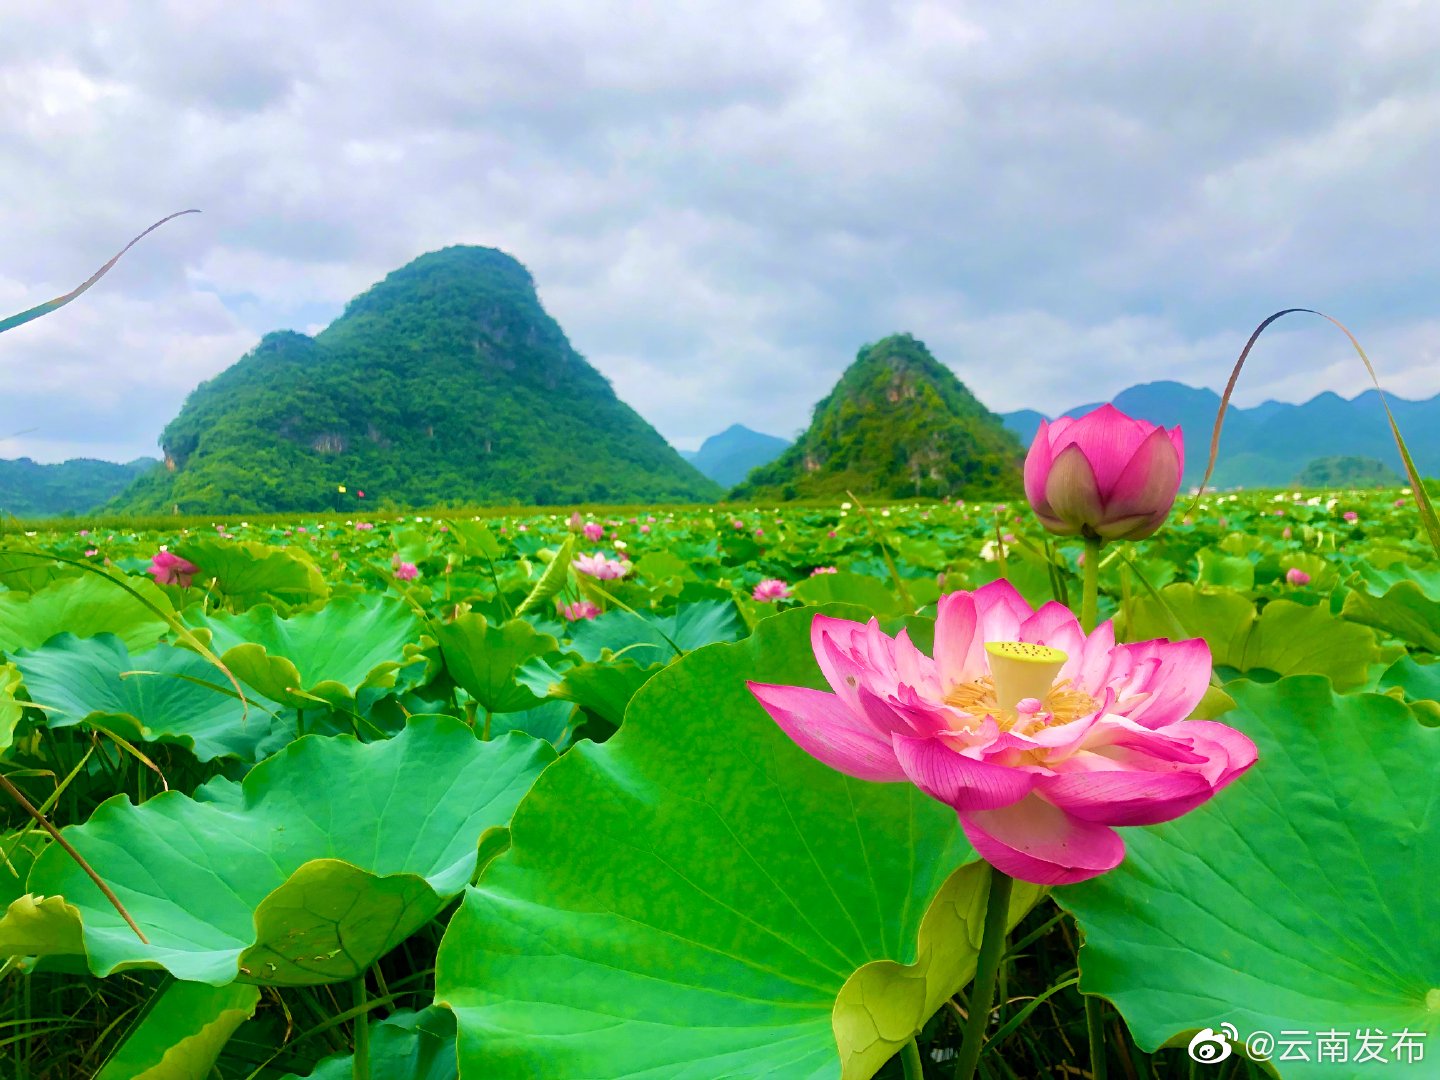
[282,1006,458,1080]
[484,699,578,748]
[1124,585,1379,690]
[436,613,557,714]
[187,594,426,710]
[1057,678,1439,1077]
[791,571,907,615]
[1379,656,1440,725]
[173,538,329,609]
[1343,567,1440,652]
[12,634,272,761]
[0,549,76,593]
[562,600,744,663]
[95,979,261,1080]
[436,606,1042,1079]
[1196,547,1255,591]
[0,717,554,984]
[0,829,48,909]
[517,655,662,729]
[0,573,174,653]
[0,663,22,755]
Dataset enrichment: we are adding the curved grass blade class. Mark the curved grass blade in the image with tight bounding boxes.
[1192,308,1440,555]
[0,211,200,335]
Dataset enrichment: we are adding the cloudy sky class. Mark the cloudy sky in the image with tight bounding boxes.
[3,1,1440,462]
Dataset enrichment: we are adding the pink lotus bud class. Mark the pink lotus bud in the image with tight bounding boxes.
[567,511,584,531]
[583,522,604,541]
[1285,567,1311,586]
[1282,526,1292,540]
[640,524,651,534]
[1024,404,1183,542]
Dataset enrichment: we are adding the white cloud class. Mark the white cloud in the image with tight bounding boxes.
[2,0,1440,462]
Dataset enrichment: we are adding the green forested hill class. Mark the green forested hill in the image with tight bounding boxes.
[732,333,1023,501]
[117,247,720,513]
[0,457,157,518]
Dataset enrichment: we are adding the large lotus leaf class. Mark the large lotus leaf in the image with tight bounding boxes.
[283,1006,458,1080]
[1380,657,1440,725]
[436,606,1042,1080]
[187,594,425,709]
[0,549,76,593]
[436,613,557,714]
[562,600,745,663]
[173,538,329,609]
[1195,547,1255,591]
[1057,678,1439,1077]
[0,573,174,653]
[12,634,271,761]
[95,979,261,1080]
[0,717,554,984]
[1343,567,1440,652]
[1124,585,1379,689]
[516,655,662,728]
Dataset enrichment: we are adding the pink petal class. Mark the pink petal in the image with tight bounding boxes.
[747,682,906,782]
[1042,445,1105,534]
[892,733,1036,812]
[1101,425,1182,520]
[1172,720,1258,788]
[1113,637,1212,728]
[972,580,1035,642]
[1018,602,1086,658]
[1023,421,1055,513]
[1055,404,1155,492]
[1037,769,1214,826]
[933,591,985,686]
[961,793,1126,885]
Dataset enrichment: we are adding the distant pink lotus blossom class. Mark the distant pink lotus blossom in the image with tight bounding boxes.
[755,528,764,537]
[748,581,1256,885]
[84,548,99,557]
[1024,404,1183,541]
[567,511,584,530]
[1394,498,1407,508]
[810,566,838,576]
[574,552,630,580]
[297,526,308,534]
[640,524,652,534]
[1282,526,1293,540]
[733,520,744,530]
[1285,567,1311,586]
[753,579,791,602]
[583,522,605,541]
[394,562,420,582]
[557,599,601,621]
[78,530,89,537]
[1343,511,1359,523]
[356,522,374,531]
[147,551,199,588]
[827,530,837,538]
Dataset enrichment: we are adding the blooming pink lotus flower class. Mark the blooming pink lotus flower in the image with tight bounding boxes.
[1394,498,1407,509]
[810,566,839,576]
[1285,567,1311,586]
[1343,511,1359,523]
[394,562,420,582]
[557,599,601,621]
[1025,405,1184,541]
[583,522,605,541]
[574,552,630,580]
[753,579,791,602]
[147,551,199,588]
[356,522,374,531]
[748,580,1255,885]
[84,548,99,557]
[640,524,652,534]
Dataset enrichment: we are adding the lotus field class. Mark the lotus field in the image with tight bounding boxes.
[0,462,1436,1078]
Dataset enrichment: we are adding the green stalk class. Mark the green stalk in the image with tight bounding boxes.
[352,977,369,1080]
[1085,995,1107,1080]
[1081,536,1103,635]
[901,1037,924,1079]
[953,866,1013,1080]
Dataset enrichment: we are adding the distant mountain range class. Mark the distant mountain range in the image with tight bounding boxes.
[0,457,157,519]
[1001,381,1439,488]
[680,425,790,487]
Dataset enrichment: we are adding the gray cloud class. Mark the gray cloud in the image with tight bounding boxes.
[2,0,1439,461]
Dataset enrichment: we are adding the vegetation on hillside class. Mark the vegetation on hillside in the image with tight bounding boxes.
[733,333,1023,501]
[0,457,156,518]
[116,247,720,513]
[1295,454,1402,489]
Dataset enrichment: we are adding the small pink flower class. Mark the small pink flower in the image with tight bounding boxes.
[78,530,90,537]
[755,528,764,537]
[1285,567,1311,586]
[84,548,99,557]
[753,579,791,602]
[733,520,745,530]
[640,524,652,534]
[1394,498,1407,508]
[394,562,420,582]
[810,566,839,576]
[1217,516,1229,529]
[574,552,631,580]
[518,524,528,532]
[583,522,605,541]
[356,522,374,531]
[1343,511,1359,523]
[297,526,308,534]
[557,599,601,621]
[748,581,1256,885]
[827,530,837,538]
[147,551,200,587]
[567,511,584,530]
[1282,526,1292,540]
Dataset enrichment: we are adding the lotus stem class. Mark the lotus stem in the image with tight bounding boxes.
[900,1037,924,1079]
[952,865,1013,1080]
[1085,994,1108,1080]
[1081,535,1103,635]
[353,975,370,1080]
